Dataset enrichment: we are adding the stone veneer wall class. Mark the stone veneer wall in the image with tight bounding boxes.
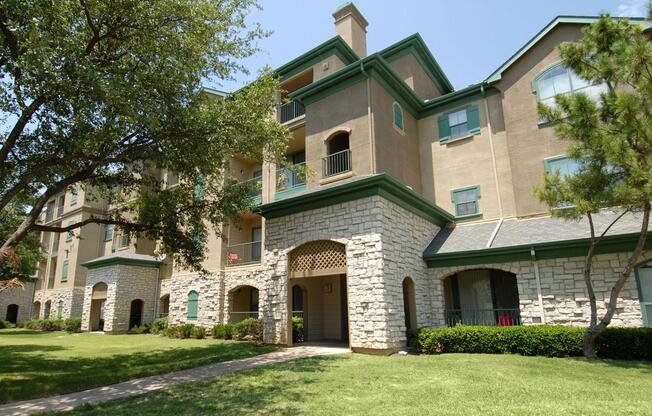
[0,282,35,322]
[428,250,648,327]
[33,287,84,320]
[81,264,159,332]
[160,272,221,328]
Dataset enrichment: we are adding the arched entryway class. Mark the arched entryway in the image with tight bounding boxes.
[159,294,170,318]
[89,282,107,331]
[323,131,351,177]
[228,285,259,324]
[402,277,416,331]
[32,301,41,319]
[287,240,349,345]
[43,300,51,320]
[6,304,18,324]
[443,269,520,326]
[129,299,144,329]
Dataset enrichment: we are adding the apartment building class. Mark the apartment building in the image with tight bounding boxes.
[2,4,651,353]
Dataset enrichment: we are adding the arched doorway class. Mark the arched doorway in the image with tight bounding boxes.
[159,294,170,318]
[292,284,307,343]
[6,304,18,324]
[228,285,259,324]
[443,269,520,326]
[32,301,41,319]
[287,240,349,345]
[89,282,107,331]
[402,277,416,331]
[129,299,144,329]
[44,300,51,320]
[323,132,351,177]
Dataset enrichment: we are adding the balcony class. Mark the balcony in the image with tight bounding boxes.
[445,308,522,327]
[275,163,306,201]
[238,177,262,205]
[228,311,259,324]
[226,241,262,267]
[279,100,305,124]
[322,149,351,178]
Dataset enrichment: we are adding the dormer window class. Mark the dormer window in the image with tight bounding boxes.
[392,102,404,132]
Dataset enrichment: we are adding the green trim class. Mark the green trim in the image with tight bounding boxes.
[451,185,481,218]
[274,184,307,201]
[201,86,229,97]
[421,84,498,118]
[424,232,652,268]
[81,256,162,269]
[543,154,569,173]
[274,36,359,81]
[485,16,652,84]
[379,34,454,94]
[258,173,454,227]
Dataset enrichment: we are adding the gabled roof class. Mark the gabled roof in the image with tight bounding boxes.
[273,36,359,81]
[485,15,652,84]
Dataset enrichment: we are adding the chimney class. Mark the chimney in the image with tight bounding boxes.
[332,3,368,58]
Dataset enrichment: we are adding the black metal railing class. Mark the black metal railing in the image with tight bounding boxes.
[321,149,351,178]
[279,100,305,124]
[445,308,521,327]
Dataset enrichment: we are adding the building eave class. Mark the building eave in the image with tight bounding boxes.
[274,36,359,81]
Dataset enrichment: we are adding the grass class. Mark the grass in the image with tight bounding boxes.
[0,328,274,404]
[53,353,652,416]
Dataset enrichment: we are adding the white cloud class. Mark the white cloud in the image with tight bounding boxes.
[617,0,648,17]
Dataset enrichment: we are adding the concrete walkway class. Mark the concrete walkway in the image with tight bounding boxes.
[0,345,350,416]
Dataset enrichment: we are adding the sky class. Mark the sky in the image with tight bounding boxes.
[212,0,650,92]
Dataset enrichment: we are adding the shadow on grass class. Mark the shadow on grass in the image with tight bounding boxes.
[0,339,271,404]
[0,329,44,336]
[56,356,342,416]
[567,356,652,372]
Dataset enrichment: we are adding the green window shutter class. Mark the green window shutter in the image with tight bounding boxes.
[187,291,199,321]
[61,260,68,282]
[194,176,205,200]
[57,301,63,319]
[438,115,451,143]
[467,105,480,135]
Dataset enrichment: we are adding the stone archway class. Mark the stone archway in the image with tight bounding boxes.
[228,285,259,324]
[43,300,51,320]
[5,304,18,324]
[287,240,349,345]
[129,299,144,329]
[402,277,416,331]
[89,282,107,331]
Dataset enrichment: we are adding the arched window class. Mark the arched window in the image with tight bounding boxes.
[392,102,404,132]
[534,63,607,110]
[57,300,63,319]
[187,291,199,321]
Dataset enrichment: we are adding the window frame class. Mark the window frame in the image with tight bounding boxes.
[65,220,74,242]
[61,260,69,282]
[438,105,481,144]
[103,224,114,242]
[392,102,404,133]
[450,185,481,219]
[70,186,78,205]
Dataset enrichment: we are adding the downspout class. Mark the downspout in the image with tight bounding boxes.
[481,84,504,218]
[153,264,161,322]
[361,61,376,172]
[530,247,547,324]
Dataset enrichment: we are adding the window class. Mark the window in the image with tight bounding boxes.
[194,175,205,200]
[57,195,65,217]
[544,155,580,177]
[166,170,179,188]
[70,186,78,205]
[451,186,480,218]
[65,220,74,241]
[117,233,129,249]
[61,260,69,282]
[57,300,63,319]
[535,63,608,111]
[104,224,114,242]
[438,106,480,143]
[187,291,199,321]
[392,102,404,132]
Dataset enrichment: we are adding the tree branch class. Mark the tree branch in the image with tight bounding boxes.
[0,96,45,164]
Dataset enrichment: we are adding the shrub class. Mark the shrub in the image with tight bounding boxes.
[233,318,263,342]
[0,320,13,329]
[211,323,227,339]
[19,319,65,332]
[151,317,168,334]
[177,323,195,339]
[63,318,82,333]
[595,327,652,361]
[164,325,180,338]
[292,316,304,344]
[416,325,584,358]
[192,326,206,339]
[130,326,147,334]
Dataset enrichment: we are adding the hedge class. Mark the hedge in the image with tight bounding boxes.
[17,319,64,331]
[233,318,263,343]
[211,323,234,339]
[416,325,652,360]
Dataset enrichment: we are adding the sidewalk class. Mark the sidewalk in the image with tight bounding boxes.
[0,345,350,416]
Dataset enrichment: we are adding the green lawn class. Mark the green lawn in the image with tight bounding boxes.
[55,353,652,416]
[0,328,274,404]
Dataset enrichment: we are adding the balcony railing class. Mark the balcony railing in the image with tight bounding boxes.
[445,308,521,327]
[45,209,54,223]
[322,149,351,178]
[279,100,305,124]
[226,241,262,266]
[237,177,262,205]
[275,163,306,200]
[229,311,259,324]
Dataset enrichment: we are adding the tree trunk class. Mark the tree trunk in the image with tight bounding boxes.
[582,327,600,359]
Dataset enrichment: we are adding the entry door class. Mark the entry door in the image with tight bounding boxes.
[6,304,18,324]
[637,266,652,327]
[129,300,144,329]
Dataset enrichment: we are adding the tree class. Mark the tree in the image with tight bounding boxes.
[535,15,652,358]
[0,0,289,278]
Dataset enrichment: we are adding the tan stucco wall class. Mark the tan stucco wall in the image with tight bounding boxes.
[304,80,371,188]
[418,94,516,220]
[312,54,346,81]
[496,24,583,217]
[387,52,441,100]
[371,78,422,193]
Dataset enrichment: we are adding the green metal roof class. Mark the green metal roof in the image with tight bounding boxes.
[273,36,359,81]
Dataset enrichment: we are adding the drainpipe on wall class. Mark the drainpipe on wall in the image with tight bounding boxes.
[481,84,504,219]
[361,62,376,172]
[153,262,161,322]
[530,247,547,324]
